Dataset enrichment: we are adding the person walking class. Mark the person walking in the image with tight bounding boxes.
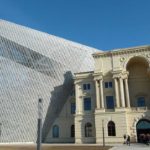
[126,135,130,146]
[123,134,126,144]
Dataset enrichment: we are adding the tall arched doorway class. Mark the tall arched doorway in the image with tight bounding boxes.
[136,119,150,143]
[126,56,150,108]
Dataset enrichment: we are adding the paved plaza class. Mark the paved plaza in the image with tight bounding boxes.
[0,143,149,150]
[110,143,150,150]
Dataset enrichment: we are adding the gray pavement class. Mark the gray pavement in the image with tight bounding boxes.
[110,143,150,150]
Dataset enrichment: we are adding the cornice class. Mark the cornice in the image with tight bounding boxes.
[74,72,94,81]
[93,45,150,58]
[93,71,103,80]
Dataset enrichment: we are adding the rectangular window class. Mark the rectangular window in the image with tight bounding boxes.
[83,84,87,90]
[83,83,91,90]
[137,97,145,107]
[71,103,76,114]
[84,97,91,111]
[70,90,75,96]
[105,82,112,88]
[105,82,108,88]
[109,82,113,88]
[87,84,90,90]
[106,96,114,109]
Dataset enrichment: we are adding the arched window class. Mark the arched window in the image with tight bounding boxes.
[71,125,75,137]
[52,125,59,138]
[108,121,116,136]
[85,122,92,137]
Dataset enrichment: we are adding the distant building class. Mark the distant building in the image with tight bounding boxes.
[0,20,150,144]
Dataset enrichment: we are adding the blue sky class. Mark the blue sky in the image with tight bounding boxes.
[0,0,150,50]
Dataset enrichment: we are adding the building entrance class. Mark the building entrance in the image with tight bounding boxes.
[136,119,150,143]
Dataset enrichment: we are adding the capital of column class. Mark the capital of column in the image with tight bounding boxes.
[122,71,129,79]
[112,70,129,79]
[94,76,103,81]
[113,75,120,79]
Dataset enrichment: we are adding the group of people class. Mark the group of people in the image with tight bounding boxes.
[139,133,150,145]
[123,133,150,146]
[123,134,130,146]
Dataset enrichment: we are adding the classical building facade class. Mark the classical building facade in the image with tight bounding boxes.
[0,20,150,144]
[74,46,150,144]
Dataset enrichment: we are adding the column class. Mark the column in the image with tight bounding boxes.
[119,77,125,107]
[75,83,81,114]
[100,79,104,109]
[124,78,130,107]
[95,80,101,109]
[114,78,120,107]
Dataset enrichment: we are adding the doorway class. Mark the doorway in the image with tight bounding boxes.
[136,119,150,143]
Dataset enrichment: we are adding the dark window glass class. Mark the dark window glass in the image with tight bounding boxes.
[109,82,113,88]
[87,84,91,90]
[53,125,59,138]
[106,96,114,109]
[70,90,75,96]
[85,123,92,137]
[137,97,145,107]
[83,84,87,90]
[105,82,112,88]
[108,121,116,136]
[137,120,150,129]
[71,125,75,137]
[84,98,91,111]
[105,82,108,88]
[83,83,91,90]
[71,103,76,114]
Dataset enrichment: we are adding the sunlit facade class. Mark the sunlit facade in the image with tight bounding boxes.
[74,46,150,144]
[0,20,150,144]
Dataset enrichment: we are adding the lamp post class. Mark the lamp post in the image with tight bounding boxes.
[102,119,105,147]
[37,98,43,150]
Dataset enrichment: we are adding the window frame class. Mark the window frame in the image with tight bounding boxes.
[108,121,116,136]
[84,97,92,111]
[52,125,59,138]
[106,96,114,109]
[105,81,113,88]
[85,122,92,137]
[137,97,146,107]
[71,124,75,138]
[71,102,76,114]
[83,83,91,90]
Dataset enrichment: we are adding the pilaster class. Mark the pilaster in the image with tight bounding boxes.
[113,77,120,108]
[75,81,82,114]
[93,72,105,111]
[119,77,125,107]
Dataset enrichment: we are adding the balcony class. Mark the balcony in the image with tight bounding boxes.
[129,106,149,112]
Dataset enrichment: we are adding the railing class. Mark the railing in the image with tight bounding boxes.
[130,106,148,112]
[105,107,149,112]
